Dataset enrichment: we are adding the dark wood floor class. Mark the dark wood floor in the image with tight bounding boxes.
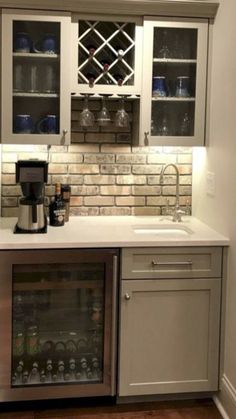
[0,399,222,419]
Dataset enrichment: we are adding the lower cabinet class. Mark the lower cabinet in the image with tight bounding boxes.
[118,247,223,396]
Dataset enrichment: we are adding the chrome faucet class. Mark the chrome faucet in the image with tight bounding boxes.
[160,163,185,222]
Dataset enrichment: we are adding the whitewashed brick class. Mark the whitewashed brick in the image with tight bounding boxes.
[71,186,99,195]
[116,197,145,206]
[116,154,146,164]
[1,207,19,217]
[69,164,99,174]
[70,207,99,216]
[51,175,83,185]
[49,164,68,174]
[101,144,131,153]
[132,165,162,174]
[71,132,85,143]
[84,197,115,206]
[100,207,131,216]
[147,196,176,206]
[1,197,18,207]
[2,175,16,185]
[147,154,177,164]
[68,144,99,153]
[132,186,161,196]
[51,154,83,163]
[84,175,115,185]
[132,207,161,216]
[116,175,146,185]
[84,154,115,164]
[100,186,131,195]
[86,133,115,143]
[101,165,131,174]
[2,164,16,174]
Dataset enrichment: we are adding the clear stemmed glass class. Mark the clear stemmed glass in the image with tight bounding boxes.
[78,95,95,127]
[115,98,130,128]
[97,96,111,126]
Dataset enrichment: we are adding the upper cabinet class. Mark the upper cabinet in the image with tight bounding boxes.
[140,17,208,146]
[1,9,71,145]
[71,14,143,96]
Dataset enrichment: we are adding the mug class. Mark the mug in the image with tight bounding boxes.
[175,76,190,97]
[14,115,33,133]
[152,76,167,97]
[37,115,58,134]
[14,32,31,53]
[34,34,57,54]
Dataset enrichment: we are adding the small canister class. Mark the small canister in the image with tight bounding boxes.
[61,184,71,222]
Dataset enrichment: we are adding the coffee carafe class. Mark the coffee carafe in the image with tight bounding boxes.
[15,160,48,233]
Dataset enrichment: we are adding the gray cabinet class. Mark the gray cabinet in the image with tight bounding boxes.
[118,247,223,396]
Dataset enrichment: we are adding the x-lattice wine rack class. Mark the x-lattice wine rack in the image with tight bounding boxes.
[72,16,142,96]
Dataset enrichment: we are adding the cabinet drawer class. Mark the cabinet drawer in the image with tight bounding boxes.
[121,247,222,279]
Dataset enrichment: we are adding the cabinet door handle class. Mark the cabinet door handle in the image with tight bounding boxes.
[124,293,131,300]
[63,129,68,135]
[144,131,149,146]
[151,260,193,267]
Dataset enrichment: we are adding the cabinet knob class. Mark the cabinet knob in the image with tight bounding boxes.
[63,129,68,135]
[124,293,131,300]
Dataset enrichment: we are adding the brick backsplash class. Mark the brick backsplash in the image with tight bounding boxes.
[1,98,192,217]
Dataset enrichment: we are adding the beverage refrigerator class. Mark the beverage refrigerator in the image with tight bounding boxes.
[0,248,118,402]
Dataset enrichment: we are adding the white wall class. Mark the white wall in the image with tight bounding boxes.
[192,0,236,417]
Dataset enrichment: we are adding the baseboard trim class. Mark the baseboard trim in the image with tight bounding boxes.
[214,374,236,419]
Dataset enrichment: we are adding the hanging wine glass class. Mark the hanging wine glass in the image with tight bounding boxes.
[115,97,130,128]
[78,95,95,127]
[97,96,111,126]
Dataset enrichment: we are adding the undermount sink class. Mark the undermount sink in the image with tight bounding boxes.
[133,224,194,236]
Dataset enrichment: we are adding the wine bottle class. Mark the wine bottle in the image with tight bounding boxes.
[86,72,96,86]
[49,183,66,227]
[29,362,40,384]
[100,59,110,72]
[46,359,53,382]
[86,44,96,57]
[113,73,124,86]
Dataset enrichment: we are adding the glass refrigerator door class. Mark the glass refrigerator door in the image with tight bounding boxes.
[12,20,60,136]
[12,262,105,387]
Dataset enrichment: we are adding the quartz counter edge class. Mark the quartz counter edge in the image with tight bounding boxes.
[0,216,229,250]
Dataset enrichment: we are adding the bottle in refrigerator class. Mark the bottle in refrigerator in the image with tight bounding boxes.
[29,362,40,384]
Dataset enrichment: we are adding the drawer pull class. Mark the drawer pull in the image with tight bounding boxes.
[151,260,193,267]
[124,293,131,301]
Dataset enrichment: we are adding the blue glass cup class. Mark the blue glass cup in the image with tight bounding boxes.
[152,76,167,97]
[175,76,190,97]
[36,115,58,134]
[34,34,57,54]
[14,115,33,133]
[14,32,31,53]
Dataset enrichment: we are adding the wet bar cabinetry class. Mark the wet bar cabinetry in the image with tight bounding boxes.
[140,18,208,146]
[119,247,223,396]
[0,7,212,146]
[0,249,118,401]
[1,9,71,145]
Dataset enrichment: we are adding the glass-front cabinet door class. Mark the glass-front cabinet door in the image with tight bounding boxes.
[1,9,71,145]
[0,249,118,402]
[71,14,143,95]
[140,18,208,146]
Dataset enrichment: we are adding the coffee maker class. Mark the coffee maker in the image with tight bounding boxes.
[15,160,48,233]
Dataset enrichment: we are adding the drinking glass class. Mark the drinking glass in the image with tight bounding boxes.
[79,95,95,127]
[115,98,130,128]
[97,96,111,126]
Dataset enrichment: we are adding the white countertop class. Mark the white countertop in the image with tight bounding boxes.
[0,216,229,249]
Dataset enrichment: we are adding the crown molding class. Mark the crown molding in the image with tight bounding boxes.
[0,0,219,19]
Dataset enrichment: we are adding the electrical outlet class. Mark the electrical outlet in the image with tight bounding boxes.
[206,171,215,196]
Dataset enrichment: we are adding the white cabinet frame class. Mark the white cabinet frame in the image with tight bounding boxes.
[140,17,208,146]
[1,9,71,145]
